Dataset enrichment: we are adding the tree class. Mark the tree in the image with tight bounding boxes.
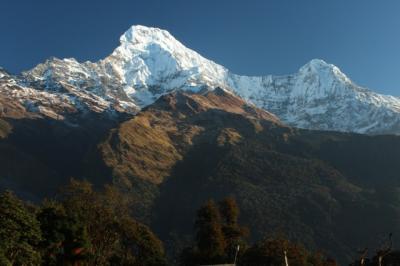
[195,199,227,262]
[219,197,249,260]
[59,179,167,266]
[241,236,309,266]
[181,199,227,265]
[240,235,337,266]
[60,179,121,265]
[0,190,42,265]
[181,198,250,265]
[219,197,240,225]
[116,217,167,266]
[37,201,91,265]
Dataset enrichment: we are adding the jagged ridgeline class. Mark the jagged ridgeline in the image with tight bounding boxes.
[2,25,400,134]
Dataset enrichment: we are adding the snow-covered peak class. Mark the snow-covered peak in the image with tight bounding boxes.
[5,25,400,134]
[119,25,179,47]
[299,58,331,71]
[110,25,227,80]
[298,59,351,84]
[96,25,228,105]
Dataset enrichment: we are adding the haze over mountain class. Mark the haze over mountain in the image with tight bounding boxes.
[2,25,400,134]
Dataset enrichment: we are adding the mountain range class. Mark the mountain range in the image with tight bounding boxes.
[2,25,400,264]
[2,25,400,134]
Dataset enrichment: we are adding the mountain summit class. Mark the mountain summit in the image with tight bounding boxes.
[2,25,400,134]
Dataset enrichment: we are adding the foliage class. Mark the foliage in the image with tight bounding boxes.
[0,180,167,266]
[0,190,42,265]
[241,235,337,266]
[219,197,249,259]
[195,200,226,260]
[180,197,339,266]
[59,179,167,266]
[181,198,249,265]
[37,201,90,265]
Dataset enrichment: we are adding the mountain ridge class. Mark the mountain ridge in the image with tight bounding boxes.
[2,86,400,263]
[2,25,400,134]
[95,88,400,264]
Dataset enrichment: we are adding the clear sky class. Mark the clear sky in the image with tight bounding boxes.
[2,0,400,95]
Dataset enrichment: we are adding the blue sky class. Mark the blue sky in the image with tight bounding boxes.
[2,0,400,95]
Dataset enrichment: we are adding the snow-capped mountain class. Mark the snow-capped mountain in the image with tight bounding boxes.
[2,25,400,134]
